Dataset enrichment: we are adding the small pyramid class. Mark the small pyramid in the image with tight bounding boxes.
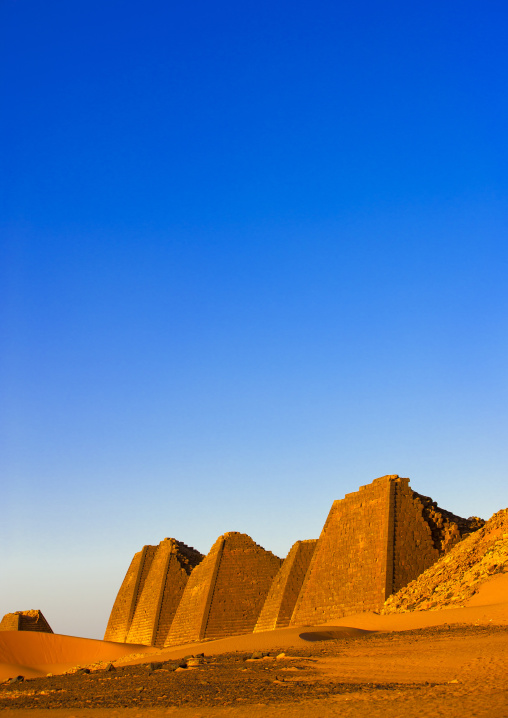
[165,532,282,647]
[0,610,53,633]
[254,539,317,633]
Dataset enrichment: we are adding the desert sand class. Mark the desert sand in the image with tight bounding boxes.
[1,573,507,716]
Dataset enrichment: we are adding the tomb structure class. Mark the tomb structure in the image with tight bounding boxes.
[104,539,203,645]
[290,475,484,625]
[0,610,53,633]
[164,532,282,646]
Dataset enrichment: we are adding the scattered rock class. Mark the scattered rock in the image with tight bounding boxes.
[9,676,24,684]
[147,662,163,671]
[250,651,270,660]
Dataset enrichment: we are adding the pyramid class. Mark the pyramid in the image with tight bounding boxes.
[254,539,317,633]
[165,532,282,646]
[125,538,203,646]
[0,610,53,633]
[290,475,483,625]
[104,539,202,644]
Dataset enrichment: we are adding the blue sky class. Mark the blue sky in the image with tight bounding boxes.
[1,0,507,639]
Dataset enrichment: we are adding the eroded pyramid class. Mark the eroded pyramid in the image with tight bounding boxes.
[104,539,203,644]
[0,610,53,633]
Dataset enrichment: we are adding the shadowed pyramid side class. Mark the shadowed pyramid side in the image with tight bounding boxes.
[254,539,317,633]
[0,610,53,634]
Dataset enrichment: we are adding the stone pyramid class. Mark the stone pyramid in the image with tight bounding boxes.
[290,475,483,625]
[164,532,282,647]
[126,538,204,646]
[104,539,202,644]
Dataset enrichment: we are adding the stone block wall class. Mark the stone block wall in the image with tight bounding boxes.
[392,481,485,595]
[290,475,394,625]
[0,610,53,633]
[391,479,441,594]
[254,539,317,633]
[165,532,282,646]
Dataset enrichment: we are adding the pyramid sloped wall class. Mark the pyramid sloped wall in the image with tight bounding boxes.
[104,545,158,642]
[164,536,225,647]
[290,475,483,625]
[154,544,204,647]
[291,475,395,625]
[125,539,203,647]
[165,532,282,646]
[254,539,317,633]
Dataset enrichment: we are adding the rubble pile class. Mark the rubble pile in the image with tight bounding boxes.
[383,509,508,613]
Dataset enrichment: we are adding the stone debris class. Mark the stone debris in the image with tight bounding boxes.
[146,662,163,671]
[383,508,508,613]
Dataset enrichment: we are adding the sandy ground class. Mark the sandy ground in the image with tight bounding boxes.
[1,573,507,716]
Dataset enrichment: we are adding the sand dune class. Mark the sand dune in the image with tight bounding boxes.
[1,571,507,684]
[0,632,151,682]
[114,571,508,667]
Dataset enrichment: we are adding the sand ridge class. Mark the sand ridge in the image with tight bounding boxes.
[1,625,508,717]
[1,573,507,682]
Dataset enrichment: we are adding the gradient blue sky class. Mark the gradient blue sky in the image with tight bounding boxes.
[1,0,507,639]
